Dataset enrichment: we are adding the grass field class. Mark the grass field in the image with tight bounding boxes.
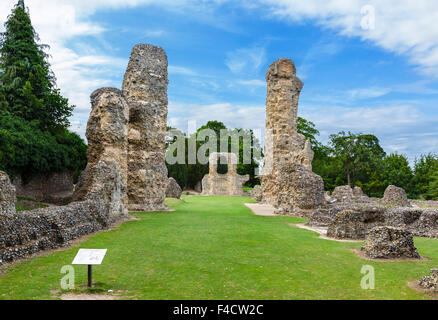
[0,195,437,300]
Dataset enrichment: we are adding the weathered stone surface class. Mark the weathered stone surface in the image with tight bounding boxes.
[275,163,325,213]
[202,153,249,196]
[410,200,438,208]
[123,44,169,212]
[361,226,420,259]
[166,177,182,199]
[12,172,73,205]
[419,269,438,291]
[330,185,370,204]
[331,185,354,203]
[383,185,410,207]
[385,207,438,238]
[0,171,16,216]
[251,185,262,202]
[0,200,120,265]
[327,207,386,240]
[73,88,129,218]
[261,58,324,214]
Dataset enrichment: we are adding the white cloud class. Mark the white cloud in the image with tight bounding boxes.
[225,46,266,74]
[236,79,266,87]
[251,0,438,76]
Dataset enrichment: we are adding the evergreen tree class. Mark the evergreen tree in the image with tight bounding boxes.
[426,175,438,200]
[0,0,73,131]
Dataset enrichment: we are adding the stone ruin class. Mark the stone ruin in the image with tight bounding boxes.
[202,153,249,196]
[166,177,182,199]
[329,185,369,203]
[73,87,129,218]
[419,269,438,292]
[123,44,169,212]
[383,185,411,207]
[250,185,262,202]
[361,226,420,260]
[308,183,438,240]
[260,58,325,215]
[0,43,173,265]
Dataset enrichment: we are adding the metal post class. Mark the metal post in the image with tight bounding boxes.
[88,265,92,287]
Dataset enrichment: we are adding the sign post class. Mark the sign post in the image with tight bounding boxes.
[72,249,107,288]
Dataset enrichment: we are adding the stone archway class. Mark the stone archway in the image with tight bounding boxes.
[201,152,249,196]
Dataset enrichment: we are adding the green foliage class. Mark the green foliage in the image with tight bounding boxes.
[412,154,438,198]
[0,2,73,131]
[0,113,87,183]
[328,131,386,191]
[426,175,438,200]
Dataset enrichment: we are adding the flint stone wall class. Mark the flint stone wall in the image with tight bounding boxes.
[73,88,129,218]
[123,44,169,212]
[275,163,325,215]
[361,226,420,259]
[13,172,73,205]
[250,185,262,202]
[0,200,121,265]
[326,207,386,240]
[383,185,411,207]
[0,171,16,216]
[330,185,369,204]
[202,153,249,196]
[312,203,438,239]
[419,269,438,291]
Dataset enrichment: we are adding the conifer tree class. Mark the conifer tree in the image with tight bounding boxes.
[0,0,73,131]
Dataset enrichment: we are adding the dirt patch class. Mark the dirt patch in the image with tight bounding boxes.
[291,223,363,243]
[244,203,277,216]
[352,249,429,262]
[407,281,438,299]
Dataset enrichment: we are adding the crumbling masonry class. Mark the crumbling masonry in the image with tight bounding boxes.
[261,58,325,214]
[202,153,249,196]
[123,44,169,212]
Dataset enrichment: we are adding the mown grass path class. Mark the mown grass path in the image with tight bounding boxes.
[0,196,437,300]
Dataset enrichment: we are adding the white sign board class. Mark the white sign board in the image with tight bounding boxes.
[72,249,107,265]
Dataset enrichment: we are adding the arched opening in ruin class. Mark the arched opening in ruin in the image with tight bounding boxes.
[217,156,229,174]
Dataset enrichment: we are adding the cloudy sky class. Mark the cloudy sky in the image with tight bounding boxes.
[1,0,438,162]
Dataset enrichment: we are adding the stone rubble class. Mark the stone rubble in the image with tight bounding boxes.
[419,269,438,291]
[383,185,411,207]
[166,177,182,199]
[361,226,421,259]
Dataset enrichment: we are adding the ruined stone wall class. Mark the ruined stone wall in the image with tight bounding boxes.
[202,153,249,196]
[0,200,118,265]
[13,172,74,205]
[123,44,169,212]
[261,58,325,213]
[73,88,129,218]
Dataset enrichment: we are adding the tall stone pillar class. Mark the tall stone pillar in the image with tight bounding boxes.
[73,88,129,217]
[122,44,169,212]
[261,58,324,213]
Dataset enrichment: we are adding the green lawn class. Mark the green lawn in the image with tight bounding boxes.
[0,195,437,300]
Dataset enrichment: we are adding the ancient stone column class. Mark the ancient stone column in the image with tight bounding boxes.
[122,44,169,212]
[261,58,325,213]
[73,88,129,217]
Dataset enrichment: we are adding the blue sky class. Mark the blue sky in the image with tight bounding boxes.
[1,0,438,162]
